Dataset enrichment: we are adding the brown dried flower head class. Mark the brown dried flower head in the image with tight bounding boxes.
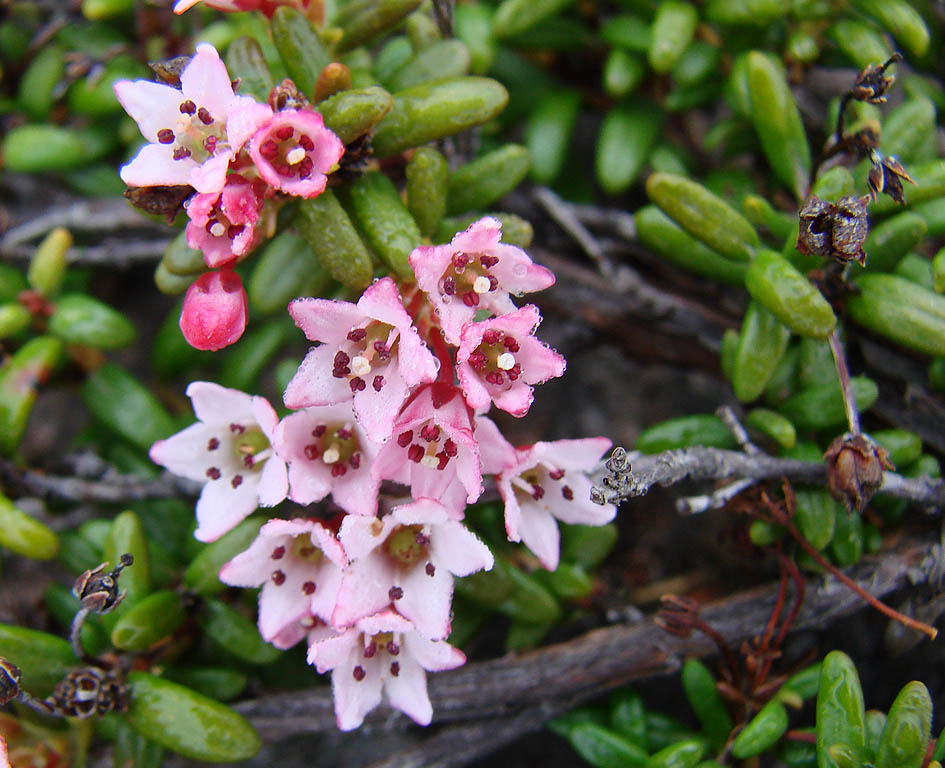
[851,53,902,104]
[0,658,21,706]
[867,154,916,206]
[72,554,134,614]
[824,433,894,512]
[797,194,870,267]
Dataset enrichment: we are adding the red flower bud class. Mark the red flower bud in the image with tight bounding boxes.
[180,269,248,351]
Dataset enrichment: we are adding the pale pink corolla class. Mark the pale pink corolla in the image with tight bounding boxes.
[372,384,482,513]
[174,0,317,17]
[115,43,272,194]
[495,438,616,571]
[457,305,565,417]
[219,518,346,645]
[332,498,493,639]
[284,277,439,442]
[307,609,465,730]
[248,109,344,198]
[409,217,555,345]
[270,613,337,651]
[275,402,381,517]
[185,175,266,268]
[149,382,287,542]
[0,736,7,768]
[180,268,248,351]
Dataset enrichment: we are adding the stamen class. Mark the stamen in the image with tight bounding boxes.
[562,486,574,500]
[299,134,315,151]
[197,107,213,124]
[389,586,403,601]
[179,100,197,114]
[275,125,295,141]
[390,661,400,676]
[231,474,243,488]
[353,666,366,681]
[272,546,285,559]
[425,562,436,576]
[206,467,221,480]
[271,570,286,585]
[207,438,219,450]
[302,581,316,595]
[157,129,175,144]
[173,147,191,160]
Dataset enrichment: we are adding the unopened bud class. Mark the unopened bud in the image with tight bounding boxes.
[866,153,916,206]
[824,433,894,511]
[851,53,901,104]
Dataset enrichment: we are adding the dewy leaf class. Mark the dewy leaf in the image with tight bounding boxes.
[111,589,186,652]
[406,146,449,237]
[446,143,531,215]
[874,681,932,768]
[733,300,791,403]
[816,651,867,768]
[317,85,394,145]
[745,250,836,340]
[372,77,509,157]
[0,494,59,560]
[747,51,811,201]
[271,6,329,99]
[295,191,374,290]
[0,623,75,697]
[125,672,261,762]
[645,172,760,261]
[48,294,137,350]
[0,335,64,455]
[81,363,176,451]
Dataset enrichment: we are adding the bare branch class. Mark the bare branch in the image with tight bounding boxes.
[236,533,942,767]
[591,446,945,509]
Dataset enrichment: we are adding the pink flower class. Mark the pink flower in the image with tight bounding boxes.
[185,175,266,268]
[219,518,346,645]
[307,609,465,730]
[332,498,493,638]
[115,43,272,194]
[180,268,248,351]
[457,305,565,416]
[284,277,439,442]
[409,217,555,345]
[0,736,7,768]
[149,382,288,542]
[275,403,381,517]
[372,385,482,511]
[495,438,616,571]
[248,109,344,198]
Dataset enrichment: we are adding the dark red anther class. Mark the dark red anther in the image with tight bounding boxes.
[206,467,221,480]
[353,666,366,681]
[331,463,347,478]
[467,351,487,370]
[452,253,470,269]
[275,125,294,141]
[347,328,367,342]
[503,337,520,352]
[271,546,285,560]
[562,485,574,500]
[203,135,218,152]
[442,276,457,295]
[271,570,286,585]
[231,474,243,488]
[350,377,366,392]
[407,444,424,463]
[349,453,362,470]
[336,427,352,440]
[334,350,351,368]
[436,452,449,470]
[420,424,440,442]
[302,581,316,595]
[480,254,499,269]
[260,139,279,158]
[389,586,403,601]
[462,291,479,307]
[443,439,457,457]
[299,134,315,151]
[312,424,327,437]
[425,562,435,576]
[173,147,192,160]
[230,423,246,433]
[197,107,213,124]
[483,329,502,346]
[297,156,314,179]
[207,438,220,451]
[373,375,385,391]
[363,643,376,658]
[386,641,400,656]
[531,484,545,500]
[549,468,565,480]
[243,455,254,468]
[390,661,400,676]
[179,100,197,114]
[157,128,175,144]
[304,444,320,461]
[397,430,413,447]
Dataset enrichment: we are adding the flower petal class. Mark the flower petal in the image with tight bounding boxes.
[121,142,196,187]
[113,80,184,143]
[181,43,235,120]
[432,520,493,577]
[186,381,256,426]
[517,500,561,570]
[384,654,432,725]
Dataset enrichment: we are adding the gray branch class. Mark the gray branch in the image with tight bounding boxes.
[591,446,945,510]
[233,533,942,768]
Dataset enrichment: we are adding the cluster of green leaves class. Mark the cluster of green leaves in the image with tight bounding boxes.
[554,652,942,768]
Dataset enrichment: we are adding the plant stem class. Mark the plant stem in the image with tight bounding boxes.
[828,330,861,436]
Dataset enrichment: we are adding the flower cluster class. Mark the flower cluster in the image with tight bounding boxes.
[150,218,617,729]
[114,43,344,351]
